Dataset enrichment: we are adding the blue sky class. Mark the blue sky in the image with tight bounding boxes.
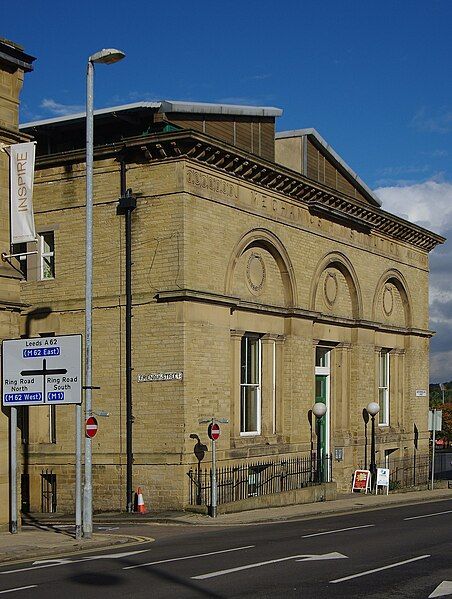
[3,0,452,381]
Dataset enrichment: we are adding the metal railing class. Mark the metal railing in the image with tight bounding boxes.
[434,451,452,481]
[387,454,429,489]
[187,454,332,507]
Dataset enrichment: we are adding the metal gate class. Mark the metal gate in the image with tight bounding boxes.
[41,469,57,513]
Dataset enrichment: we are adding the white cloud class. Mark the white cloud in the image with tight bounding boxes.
[411,107,452,134]
[41,98,84,117]
[374,180,452,234]
[430,350,452,382]
[374,180,452,382]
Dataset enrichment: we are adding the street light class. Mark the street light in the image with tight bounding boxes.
[362,408,370,468]
[366,401,380,489]
[83,48,125,539]
[312,402,327,483]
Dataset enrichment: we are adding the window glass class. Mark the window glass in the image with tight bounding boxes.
[241,336,259,385]
[315,377,324,398]
[241,386,259,433]
[240,335,261,434]
[41,232,55,280]
[378,350,390,425]
[315,347,330,368]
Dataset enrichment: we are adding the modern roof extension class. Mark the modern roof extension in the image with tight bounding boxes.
[20,100,283,129]
[276,128,382,207]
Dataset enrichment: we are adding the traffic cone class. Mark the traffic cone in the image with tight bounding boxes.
[135,487,147,514]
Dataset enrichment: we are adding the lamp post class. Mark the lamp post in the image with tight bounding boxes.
[83,48,125,539]
[366,401,380,489]
[362,408,369,469]
[312,402,327,483]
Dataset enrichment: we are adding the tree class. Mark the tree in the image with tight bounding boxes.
[439,402,452,448]
[429,383,452,448]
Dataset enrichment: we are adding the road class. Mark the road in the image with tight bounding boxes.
[0,498,450,598]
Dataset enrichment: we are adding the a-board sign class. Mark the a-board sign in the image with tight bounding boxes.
[376,467,390,494]
[208,422,220,441]
[2,334,82,406]
[352,469,371,493]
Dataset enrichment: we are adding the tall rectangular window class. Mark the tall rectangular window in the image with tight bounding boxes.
[240,334,261,435]
[40,232,55,280]
[12,231,55,281]
[378,349,390,425]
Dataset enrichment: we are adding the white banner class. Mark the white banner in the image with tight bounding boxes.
[10,142,36,244]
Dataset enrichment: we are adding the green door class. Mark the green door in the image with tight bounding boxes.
[315,375,327,480]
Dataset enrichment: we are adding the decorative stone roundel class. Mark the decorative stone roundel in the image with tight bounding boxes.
[246,253,266,294]
[383,284,394,316]
[324,270,338,307]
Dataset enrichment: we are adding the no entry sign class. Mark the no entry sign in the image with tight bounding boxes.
[208,422,220,441]
[85,416,98,438]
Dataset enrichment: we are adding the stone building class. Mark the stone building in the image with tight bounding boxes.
[0,38,35,526]
[18,100,443,512]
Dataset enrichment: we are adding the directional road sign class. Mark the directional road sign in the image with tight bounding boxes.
[2,334,82,406]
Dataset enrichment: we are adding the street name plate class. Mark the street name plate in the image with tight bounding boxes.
[2,334,82,406]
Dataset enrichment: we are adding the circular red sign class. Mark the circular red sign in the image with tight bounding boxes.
[85,416,98,438]
[208,422,220,441]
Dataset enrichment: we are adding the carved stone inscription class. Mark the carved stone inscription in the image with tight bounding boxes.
[185,167,428,268]
[186,168,238,199]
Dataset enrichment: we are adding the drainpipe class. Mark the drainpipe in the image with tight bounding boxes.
[117,159,136,512]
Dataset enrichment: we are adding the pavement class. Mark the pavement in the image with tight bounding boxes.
[1,486,450,564]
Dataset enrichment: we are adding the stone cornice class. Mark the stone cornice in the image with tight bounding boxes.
[0,124,32,144]
[34,130,445,252]
[156,289,434,338]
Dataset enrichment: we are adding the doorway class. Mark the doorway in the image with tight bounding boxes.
[315,346,331,477]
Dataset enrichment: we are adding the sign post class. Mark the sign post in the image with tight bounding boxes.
[208,422,220,518]
[2,335,82,535]
[199,417,229,518]
[9,407,17,533]
[429,409,442,490]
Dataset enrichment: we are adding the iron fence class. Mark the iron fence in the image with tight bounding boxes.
[187,454,332,507]
[434,451,452,481]
[387,454,429,489]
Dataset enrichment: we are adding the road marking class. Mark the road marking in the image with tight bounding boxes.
[429,580,452,597]
[124,545,255,570]
[192,552,348,580]
[302,524,374,537]
[297,552,348,561]
[330,554,430,583]
[0,549,150,574]
[0,586,37,594]
[404,510,452,521]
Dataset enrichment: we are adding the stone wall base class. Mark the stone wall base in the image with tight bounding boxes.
[187,482,337,515]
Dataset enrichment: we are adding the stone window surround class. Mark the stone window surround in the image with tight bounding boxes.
[231,329,285,444]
